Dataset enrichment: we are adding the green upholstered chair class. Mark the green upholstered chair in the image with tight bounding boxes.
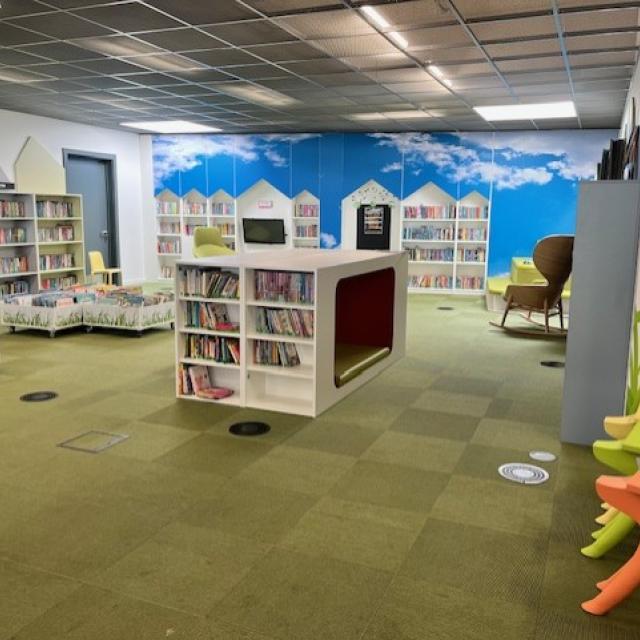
[193,227,234,258]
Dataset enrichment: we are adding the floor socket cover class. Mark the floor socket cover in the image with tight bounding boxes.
[540,360,565,368]
[58,431,129,453]
[498,462,549,485]
[229,422,270,437]
[437,306,455,311]
[529,450,557,462]
[20,391,58,402]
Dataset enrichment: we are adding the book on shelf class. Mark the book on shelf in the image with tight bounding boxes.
[184,334,240,364]
[457,276,484,290]
[296,203,319,217]
[156,201,178,215]
[255,307,314,338]
[403,204,455,220]
[0,279,29,296]
[157,239,181,254]
[184,202,206,216]
[177,363,234,399]
[0,201,26,218]
[183,224,206,236]
[1,255,29,274]
[41,275,77,290]
[158,222,180,234]
[457,228,486,241]
[403,225,454,241]
[180,268,239,299]
[458,205,488,220]
[406,246,453,262]
[38,224,74,242]
[254,339,301,367]
[254,270,314,304]
[456,247,486,262]
[39,253,74,271]
[211,202,233,216]
[409,274,452,289]
[184,301,239,332]
[216,223,235,236]
[37,200,74,219]
[161,265,175,279]
[294,224,318,238]
[0,226,27,244]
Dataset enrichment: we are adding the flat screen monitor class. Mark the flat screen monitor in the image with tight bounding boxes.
[242,218,286,244]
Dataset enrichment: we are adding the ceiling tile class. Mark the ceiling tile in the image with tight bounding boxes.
[135,28,224,52]
[17,41,105,61]
[246,41,327,62]
[471,15,557,42]
[455,0,551,19]
[183,48,260,66]
[143,0,258,24]
[369,0,456,29]
[282,58,353,75]
[570,50,638,68]
[0,23,51,46]
[0,0,51,17]
[485,39,561,58]
[0,48,46,65]
[312,34,399,58]
[22,62,99,79]
[71,75,138,90]
[340,52,414,71]
[116,72,187,87]
[565,32,640,52]
[496,56,565,72]
[204,20,295,46]
[73,2,183,32]
[75,58,147,75]
[9,12,111,39]
[402,24,472,50]
[562,7,640,33]
[222,64,288,80]
[276,10,376,39]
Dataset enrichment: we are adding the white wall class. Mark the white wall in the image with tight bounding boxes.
[620,59,640,138]
[0,108,147,282]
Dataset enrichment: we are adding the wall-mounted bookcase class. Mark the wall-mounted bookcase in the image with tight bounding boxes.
[209,189,236,251]
[156,189,181,280]
[400,183,490,295]
[292,190,320,249]
[0,192,85,295]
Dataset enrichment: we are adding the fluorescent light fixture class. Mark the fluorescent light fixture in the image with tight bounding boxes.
[388,31,408,49]
[474,100,577,121]
[360,5,389,29]
[132,53,206,73]
[345,112,387,121]
[213,83,298,107]
[428,64,443,78]
[383,110,431,119]
[120,120,222,133]
[442,77,453,88]
[73,35,161,57]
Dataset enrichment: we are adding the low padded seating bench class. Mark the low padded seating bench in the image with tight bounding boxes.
[334,343,391,388]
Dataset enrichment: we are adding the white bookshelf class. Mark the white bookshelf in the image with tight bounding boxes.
[175,250,407,417]
[209,189,236,251]
[156,189,181,280]
[400,183,490,295]
[292,190,320,248]
[0,192,86,295]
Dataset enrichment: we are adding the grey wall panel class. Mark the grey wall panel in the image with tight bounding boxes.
[561,181,640,445]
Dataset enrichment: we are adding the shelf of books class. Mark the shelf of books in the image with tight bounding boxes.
[175,262,316,414]
[209,189,236,251]
[401,184,490,294]
[292,191,320,248]
[156,189,181,281]
[0,193,86,296]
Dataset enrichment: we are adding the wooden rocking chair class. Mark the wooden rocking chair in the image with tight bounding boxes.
[490,235,574,337]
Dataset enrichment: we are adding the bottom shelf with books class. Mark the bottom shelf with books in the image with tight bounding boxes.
[177,362,241,405]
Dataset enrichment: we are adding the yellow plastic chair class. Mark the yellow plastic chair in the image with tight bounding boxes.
[88,250,121,285]
[193,227,234,258]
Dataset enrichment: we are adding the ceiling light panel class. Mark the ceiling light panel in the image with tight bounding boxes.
[474,101,577,121]
[360,6,390,29]
[120,120,221,133]
[212,83,299,107]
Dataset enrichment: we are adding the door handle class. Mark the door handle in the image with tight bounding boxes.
[100,230,109,239]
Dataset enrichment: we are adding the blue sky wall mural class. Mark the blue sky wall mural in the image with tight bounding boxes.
[152,129,614,276]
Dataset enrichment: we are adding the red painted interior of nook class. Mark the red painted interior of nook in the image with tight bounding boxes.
[334,267,395,348]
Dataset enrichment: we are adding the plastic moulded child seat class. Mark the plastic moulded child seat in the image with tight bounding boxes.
[582,472,640,615]
[88,250,121,285]
[491,235,574,336]
[581,414,640,559]
[193,227,234,258]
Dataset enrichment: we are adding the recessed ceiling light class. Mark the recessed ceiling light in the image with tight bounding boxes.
[474,101,577,121]
[213,83,298,107]
[442,78,453,88]
[73,35,160,57]
[383,110,431,119]
[428,64,444,78]
[388,31,409,49]
[120,120,222,133]
[360,5,390,29]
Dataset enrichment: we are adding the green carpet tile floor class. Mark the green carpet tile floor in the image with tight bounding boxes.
[1,294,639,639]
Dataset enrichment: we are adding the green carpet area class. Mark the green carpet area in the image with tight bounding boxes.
[1,294,639,639]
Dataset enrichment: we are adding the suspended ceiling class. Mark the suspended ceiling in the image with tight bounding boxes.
[0,0,637,132]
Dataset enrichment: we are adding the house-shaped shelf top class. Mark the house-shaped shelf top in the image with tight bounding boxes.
[342,179,400,208]
[236,179,291,217]
[403,182,456,207]
[14,137,66,195]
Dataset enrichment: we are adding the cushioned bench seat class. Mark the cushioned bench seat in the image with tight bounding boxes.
[334,343,391,388]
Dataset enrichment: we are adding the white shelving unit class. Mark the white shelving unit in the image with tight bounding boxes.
[209,189,236,251]
[175,249,408,417]
[0,192,86,295]
[292,190,320,249]
[156,189,181,280]
[400,183,490,295]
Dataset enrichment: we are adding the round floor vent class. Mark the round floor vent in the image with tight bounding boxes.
[498,462,549,485]
[20,391,58,402]
[529,450,557,462]
[229,421,270,437]
[540,360,565,368]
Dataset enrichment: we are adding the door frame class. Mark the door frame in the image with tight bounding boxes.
[62,149,120,269]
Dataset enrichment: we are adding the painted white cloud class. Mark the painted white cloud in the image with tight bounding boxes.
[381,162,402,173]
[370,129,614,190]
[320,232,338,249]
[264,147,288,168]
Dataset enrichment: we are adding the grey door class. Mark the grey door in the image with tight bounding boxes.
[65,153,118,268]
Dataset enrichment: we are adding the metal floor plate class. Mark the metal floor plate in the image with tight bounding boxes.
[57,430,129,454]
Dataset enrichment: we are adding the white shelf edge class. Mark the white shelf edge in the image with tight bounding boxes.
[179,295,240,304]
[247,331,314,345]
[248,363,314,379]
[248,299,314,310]
[179,327,240,338]
[0,271,38,279]
[177,393,241,406]
[0,242,35,247]
[180,357,240,369]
